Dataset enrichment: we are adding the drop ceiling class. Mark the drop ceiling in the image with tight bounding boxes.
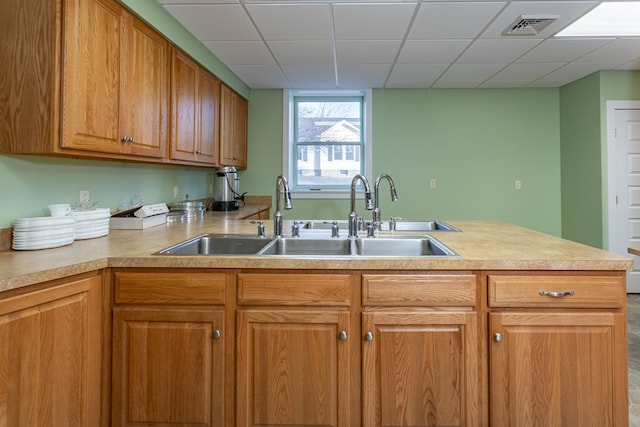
[154,0,640,89]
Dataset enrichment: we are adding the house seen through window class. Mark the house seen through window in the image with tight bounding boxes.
[285,90,371,196]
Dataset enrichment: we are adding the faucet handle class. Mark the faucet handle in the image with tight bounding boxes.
[331,221,340,238]
[250,220,265,237]
[291,221,301,237]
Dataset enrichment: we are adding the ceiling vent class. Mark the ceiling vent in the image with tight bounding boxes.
[503,14,559,36]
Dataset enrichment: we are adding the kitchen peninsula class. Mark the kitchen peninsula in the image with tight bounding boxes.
[0,216,632,427]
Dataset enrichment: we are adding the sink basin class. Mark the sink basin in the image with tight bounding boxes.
[378,220,459,232]
[156,234,457,257]
[259,237,352,256]
[156,234,271,255]
[353,236,457,257]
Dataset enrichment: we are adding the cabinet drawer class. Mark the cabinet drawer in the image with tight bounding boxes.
[488,274,625,308]
[114,271,226,305]
[362,274,476,307]
[237,273,352,306]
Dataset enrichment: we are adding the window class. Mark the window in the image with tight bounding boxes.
[284,90,372,197]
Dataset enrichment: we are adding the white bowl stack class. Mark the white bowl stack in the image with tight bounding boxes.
[70,208,111,239]
[12,217,75,250]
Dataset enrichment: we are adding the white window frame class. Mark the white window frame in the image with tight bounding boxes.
[283,89,372,199]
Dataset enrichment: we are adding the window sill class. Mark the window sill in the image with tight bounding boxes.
[290,189,352,199]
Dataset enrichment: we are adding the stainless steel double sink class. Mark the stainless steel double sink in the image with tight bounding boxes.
[156,221,459,257]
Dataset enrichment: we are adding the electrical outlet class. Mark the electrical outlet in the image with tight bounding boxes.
[429,179,437,189]
[79,190,90,202]
[515,180,522,190]
[173,185,179,198]
[209,184,214,195]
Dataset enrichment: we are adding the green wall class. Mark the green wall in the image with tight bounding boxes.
[241,88,562,236]
[559,70,640,248]
[0,155,212,227]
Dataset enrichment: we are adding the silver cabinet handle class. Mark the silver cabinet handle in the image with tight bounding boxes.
[121,136,135,143]
[213,329,221,339]
[494,333,503,342]
[339,331,348,341]
[539,290,575,298]
[365,332,374,342]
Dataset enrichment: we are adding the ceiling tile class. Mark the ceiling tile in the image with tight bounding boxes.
[333,3,417,40]
[436,63,508,85]
[538,61,625,83]
[202,41,274,65]
[245,4,332,41]
[386,64,449,88]
[408,2,506,39]
[157,0,640,89]
[228,64,290,88]
[397,40,471,64]
[490,62,565,80]
[457,38,543,63]
[337,64,391,88]
[579,38,640,62]
[268,41,334,65]
[517,38,613,62]
[163,4,258,41]
[280,64,337,88]
[336,40,402,64]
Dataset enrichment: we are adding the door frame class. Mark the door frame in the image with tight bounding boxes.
[606,101,640,292]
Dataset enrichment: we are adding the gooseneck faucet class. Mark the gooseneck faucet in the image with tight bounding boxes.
[274,175,292,237]
[348,174,373,238]
[373,174,399,229]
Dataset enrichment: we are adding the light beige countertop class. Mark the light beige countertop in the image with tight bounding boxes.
[0,212,632,293]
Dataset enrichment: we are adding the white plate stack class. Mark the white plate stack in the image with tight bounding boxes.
[70,208,111,239]
[12,217,75,250]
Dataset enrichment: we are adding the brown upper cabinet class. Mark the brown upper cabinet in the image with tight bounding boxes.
[220,85,248,169]
[0,0,248,168]
[169,49,220,166]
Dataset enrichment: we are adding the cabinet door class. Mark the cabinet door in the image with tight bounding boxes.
[362,311,479,427]
[237,310,352,427]
[490,312,628,427]
[196,68,220,164]
[219,85,247,168]
[62,0,124,153]
[120,15,168,158]
[112,308,225,427]
[170,50,199,162]
[0,275,102,426]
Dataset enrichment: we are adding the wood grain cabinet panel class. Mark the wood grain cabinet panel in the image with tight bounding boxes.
[236,309,352,427]
[62,0,168,158]
[487,273,628,427]
[112,308,225,427]
[0,274,102,426]
[489,311,627,427]
[111,270,229,427]
[362,311,479,427]
[169,49,220,165]
[1,0,170,162]
[361,273,481,427]
[219,84,248,168]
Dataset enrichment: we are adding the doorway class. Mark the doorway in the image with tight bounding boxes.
[607,101,640,293]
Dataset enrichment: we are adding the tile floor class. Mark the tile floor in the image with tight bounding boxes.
[629,294,640,425]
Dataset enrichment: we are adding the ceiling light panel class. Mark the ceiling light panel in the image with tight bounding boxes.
[557,2,640,37]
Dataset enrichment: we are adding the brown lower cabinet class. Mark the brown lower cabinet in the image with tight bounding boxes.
[111,270,229,427]
[488,273,629,427]
[0,272,102,426]
[107,269,628,427]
